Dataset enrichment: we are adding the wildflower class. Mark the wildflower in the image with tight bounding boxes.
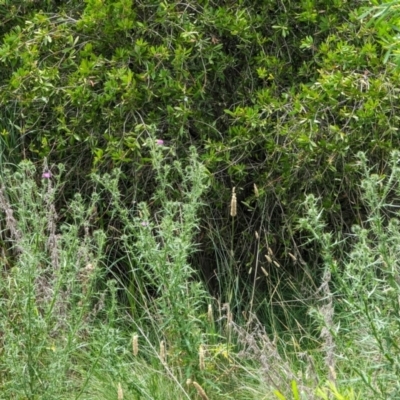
[140,221,149,227]
[42,171,51,179]
[156,139,164,145]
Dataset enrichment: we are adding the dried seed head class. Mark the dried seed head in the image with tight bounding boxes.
[85,263,95,273]
[222,303,233,332]
[117,383,123,400]
[226,310,233,331]
[265,254,272,263]
[199,344,205,370]
[230,187,237,217]
[329,365,337,382]
[0,188,22,252]
[267,247,274,256]
[207,304,213,323]
[255,231,259,240]
[273,260,280,268]
[159,340,166,364]
[186,378,193,386]
[80,263,96,297]
[253,183,259,198]
[261,267,269,277]
[192,381,210,400]
[132,334,138,356]
[288,252,297,262]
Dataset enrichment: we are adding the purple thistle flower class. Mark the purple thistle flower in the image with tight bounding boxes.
[42,171,52,179]
[156,139,164,146]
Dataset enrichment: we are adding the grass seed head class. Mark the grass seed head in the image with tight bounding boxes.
[230,187,237,217]
[199,344,205,370]
[160,340,166,364]
[192,381,210,400]
[132,334,138,356]
[117,383,123,400]
[207,304,213,323]
[253,183,259,198]
[227,310,233,329]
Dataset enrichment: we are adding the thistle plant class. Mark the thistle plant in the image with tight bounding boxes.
[0,160,106,399]
[95,128,210,355]
[299,151,400,398]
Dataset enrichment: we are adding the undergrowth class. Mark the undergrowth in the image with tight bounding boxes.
[0,140,399,399]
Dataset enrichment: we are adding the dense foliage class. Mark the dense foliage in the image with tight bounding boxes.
[1,1,400,397]
[2,0,399,316]
[3,0,396,287]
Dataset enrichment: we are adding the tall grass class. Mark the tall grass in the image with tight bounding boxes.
[1,143,400,399]
[0,139,253,399]
[94,137,210,350]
